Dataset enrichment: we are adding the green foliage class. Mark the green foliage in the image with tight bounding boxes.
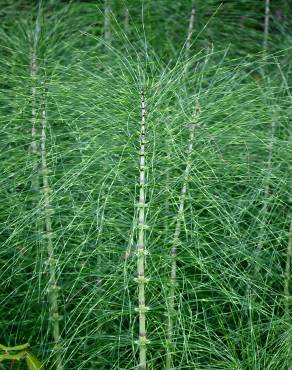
[0,1,291,369]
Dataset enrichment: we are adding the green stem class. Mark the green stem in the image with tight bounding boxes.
[30,11,41,196]
[284,213,292,316]
[284,127,292,317]
[136,88,149,370]
[104,0,112,45]
[40,82,63,370]
[186,7,196,54]
[263,0,270,55]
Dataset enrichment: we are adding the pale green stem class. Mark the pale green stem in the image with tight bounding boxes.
[30,50,39,194]
[263,0,270,55]
[124,7,129,34]
[186,7,196,54]
[166,102,200,370]
[40,83,63,370]
[284,213,292,316]
[284,126,292,317]
[30,10,41,196]
[135,89,149,370]
[104,0,112,45]
[274,63,292,317]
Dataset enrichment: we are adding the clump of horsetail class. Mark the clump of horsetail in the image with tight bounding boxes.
[134,88,149,370]
[165,100,200,370]
[40,81,63,370]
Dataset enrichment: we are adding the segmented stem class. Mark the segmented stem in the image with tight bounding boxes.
[166,102,200,370]
[136,88,148,370]
[275,63,292,317]
[124,7,129,34]
[40,82,63,370]
[104,0,112,45]
[263,0,270,54]
[186,7,196,53]
[30,14,40,196]
[284,213,292,315]
[284,128,292,317]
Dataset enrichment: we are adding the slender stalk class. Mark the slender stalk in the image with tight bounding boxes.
[135,88,149,370]
[165,101,200,370]
[104,0,112,45]
[30,15,41,195]
[275,63,292,317]
[263,0,270,55]
[284,125,292,317]
[186,7,196,54]
[284,213,292,316]
[124,7,129,34]
[40,82,63,370]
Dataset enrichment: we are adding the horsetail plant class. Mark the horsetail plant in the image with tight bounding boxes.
[40,81,63,370]
[30,23,40,196]
[104,0,112,45]
[284,127,292,318]
[165,100,200,370]
[186,6,196,54]
[135,88,149,370]
[263,0,270,55]
[276,62,292,318]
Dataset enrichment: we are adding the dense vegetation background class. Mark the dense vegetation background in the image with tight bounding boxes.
[0,0,291,369]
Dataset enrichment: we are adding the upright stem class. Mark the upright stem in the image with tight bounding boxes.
[124,7,129,34]
[263,0,270,55]
[166,102,200,370]
[30,20,40,195]
[284,127,292,317]
[284,213,292,316]
[104,0,112,45]
[40,82,63,370]
[186,7,196,54]
[135,89,149,370]
[275,63,292,317]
